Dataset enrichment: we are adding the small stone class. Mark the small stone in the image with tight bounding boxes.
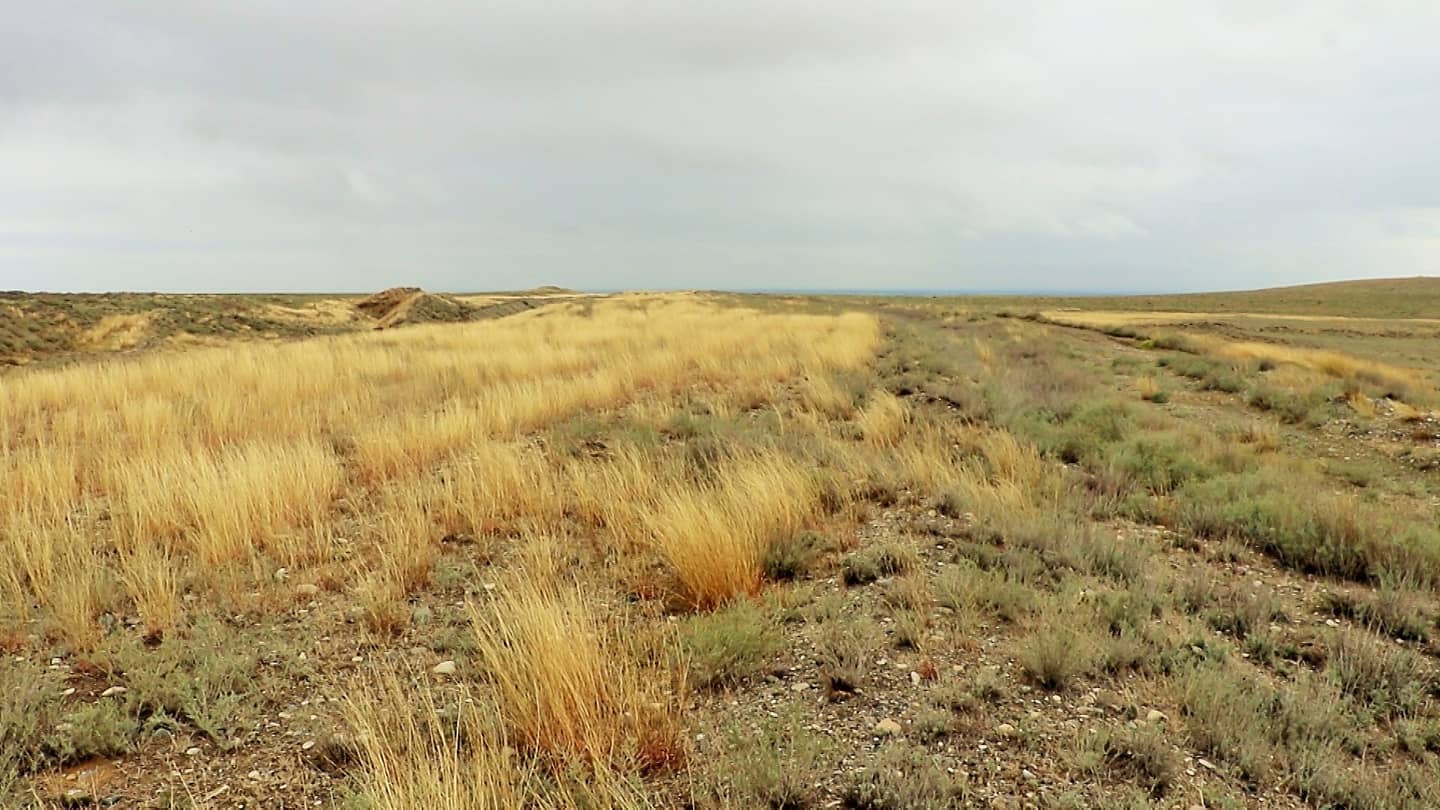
[432,660,457,676]
[295,583,320,597]
[248,770,262,780]
[1197,758,1217,771]
[996,723,1017,738]
[909,671,922,686]
[791,681,810,693]
[100,686,127,698]
[184,747,202,757]
[874,718,903,737]
[1144,709,1168,724]
[351,655,363,664]
[61,688,76,697]
[302,740,316,751]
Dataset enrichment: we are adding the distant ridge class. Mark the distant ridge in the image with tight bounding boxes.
[1006,276,1440,319]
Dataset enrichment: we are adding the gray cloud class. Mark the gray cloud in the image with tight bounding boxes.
[2,1,1438,292]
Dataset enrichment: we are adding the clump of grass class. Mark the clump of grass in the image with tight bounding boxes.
[1134,376,1169,403]
[1173,664,1278,784]
[931,667,1007,717]
[346,670,548,808]
[1074,725,1179,797]
[1320,584,1431,643]
[470,580,685,773]
[644,455,820,609]
[1325,629,1429,719]
[763,531,827,582]
[1171,471,1440,584]
[1206,585,1287,640]
[680,599,782,689]
[912,708,955,743]
[842,541,919,586]
[117,542,182,640]
[1229,420,1280,452]
[932,564,1032,624]
[1018,616,1097,691]
[817,619,878,700]
[1103,436,1213,496]
[801,374,858,419]
[1071,529,1150,584]
[856,390,908,446]
[700,710,831,809]
[840,742,968,809]
[1247,385,1325,425]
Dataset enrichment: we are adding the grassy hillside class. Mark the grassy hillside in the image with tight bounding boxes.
[994,276,1440,319]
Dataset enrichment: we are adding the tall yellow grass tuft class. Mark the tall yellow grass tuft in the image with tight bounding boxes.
[471,580,685,774]
[856,390,908,446]
[642,456,821,609]
[800,375,855,419]
[117,542,181,638]
[347,671,539,810]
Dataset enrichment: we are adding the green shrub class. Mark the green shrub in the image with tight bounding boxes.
[764,531,826,582]
[817,620,878,699]
[1247,386,1325,425]
[1018,619,1096,691]
[49,702,134,763]
[1325,630,1429,719]
[842,542,918,586]
[840,743,968,809]
[681,600,783,689]
[1199,370,1248,394]
[933,564,1032,623]
[702,711,831,809]
[1175,473,1380,581]
[1075,725,1179,797]
[1104,437,1213,496]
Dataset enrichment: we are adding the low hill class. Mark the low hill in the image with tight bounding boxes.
[1011,276,1440,319]
[354,287,542,329]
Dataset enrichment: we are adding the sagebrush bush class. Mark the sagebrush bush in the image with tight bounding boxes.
[1019,618,1096,691]
[681,600,782,689]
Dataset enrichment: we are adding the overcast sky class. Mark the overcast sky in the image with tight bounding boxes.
[2,2,1438,293]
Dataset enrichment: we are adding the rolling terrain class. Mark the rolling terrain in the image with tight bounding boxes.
[2,279,1439,808]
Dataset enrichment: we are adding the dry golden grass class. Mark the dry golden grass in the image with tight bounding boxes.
[76,313,152,351]
[346,671,540,810]
[1135,376,1162,401]
[641,455,822,609]
[1391,401,1434,423]
[1346,391,1378,418]
[471,579,685,774]
[0,296,881,646]
[800,374,856,418]
[856,390,909,446]
[1232,421,1282,453]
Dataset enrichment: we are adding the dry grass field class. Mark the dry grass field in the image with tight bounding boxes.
[3,280,1440,808]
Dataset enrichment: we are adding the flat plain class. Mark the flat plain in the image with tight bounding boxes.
[3,279,1440,808]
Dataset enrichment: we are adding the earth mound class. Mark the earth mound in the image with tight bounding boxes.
[355,287,540,329]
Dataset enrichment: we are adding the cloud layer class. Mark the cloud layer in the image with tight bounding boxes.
[3,2,1438,292]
